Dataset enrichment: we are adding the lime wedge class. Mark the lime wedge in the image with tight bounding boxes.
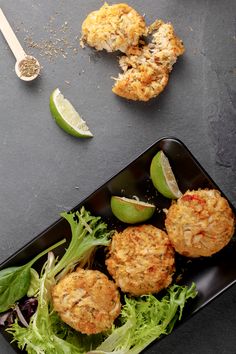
[150,151,182,199]
[49,88,93,138]
[111,196,155,224]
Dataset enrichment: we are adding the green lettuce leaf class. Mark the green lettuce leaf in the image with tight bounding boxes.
[89,283,197,354]
[51,207,112,279]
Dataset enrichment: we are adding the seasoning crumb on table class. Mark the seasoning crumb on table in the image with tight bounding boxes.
[20,13,80,61]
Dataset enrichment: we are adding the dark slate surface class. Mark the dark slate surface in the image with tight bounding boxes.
[0,0,235,353]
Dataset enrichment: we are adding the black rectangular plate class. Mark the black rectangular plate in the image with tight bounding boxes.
[1,137,236,353]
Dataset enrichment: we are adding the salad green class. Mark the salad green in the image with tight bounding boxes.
[89,283,197,354]
[52,208,112,279]
[0,239,65,313]
[8,252,91,354]
[1,207,197,354]
[6,207,113,353]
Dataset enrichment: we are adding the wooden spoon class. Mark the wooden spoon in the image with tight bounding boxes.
[0,8,40,81]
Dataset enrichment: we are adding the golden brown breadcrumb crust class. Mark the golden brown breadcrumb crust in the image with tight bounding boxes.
[165,189,235,257]
[81,2,146,53]
[52,268,121,334]
[112,20,185,101]
[106,224,175,296]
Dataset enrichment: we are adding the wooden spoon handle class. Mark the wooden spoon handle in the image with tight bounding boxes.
[0,8,26,61]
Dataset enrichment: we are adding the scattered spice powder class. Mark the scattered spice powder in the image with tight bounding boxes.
[21,14,80,62]
[19,57,40,78]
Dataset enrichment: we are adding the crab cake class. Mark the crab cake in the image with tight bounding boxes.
[106,225,175,296]
[112,20,184,101]
[81,3,146,53]
[52,268,121,334]
[165,189,235,258]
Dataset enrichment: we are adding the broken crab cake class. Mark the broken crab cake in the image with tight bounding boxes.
[112,20,185,101]
[81,3,146,53]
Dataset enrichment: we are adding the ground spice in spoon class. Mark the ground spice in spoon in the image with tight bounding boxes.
[19,57,40,78]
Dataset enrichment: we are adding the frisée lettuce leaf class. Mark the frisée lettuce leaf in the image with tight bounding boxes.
[51,207,112,279]
[88,283,197,354]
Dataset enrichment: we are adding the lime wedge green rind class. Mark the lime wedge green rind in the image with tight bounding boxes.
[111,196,156,224]
[49,88,93,138]
[150,151,182,199]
